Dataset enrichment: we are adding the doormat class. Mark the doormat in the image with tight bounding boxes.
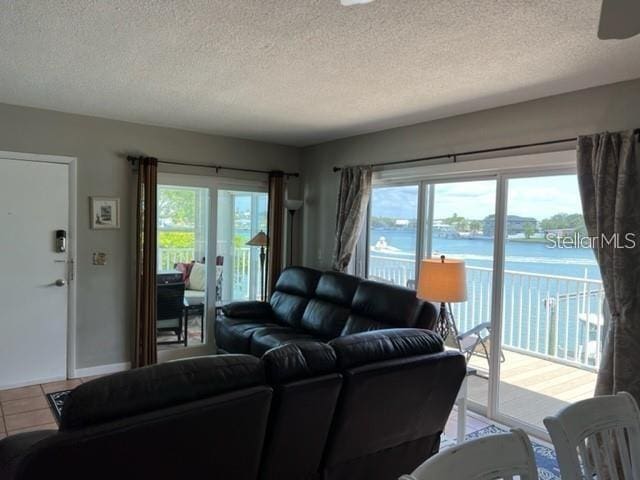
[46,389,72,424]
[442,425,560,480]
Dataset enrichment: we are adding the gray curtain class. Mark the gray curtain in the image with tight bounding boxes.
[332,166,372,272]
[577,130,640,400]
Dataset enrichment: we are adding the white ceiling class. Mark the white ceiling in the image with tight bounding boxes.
[1,1,639,146]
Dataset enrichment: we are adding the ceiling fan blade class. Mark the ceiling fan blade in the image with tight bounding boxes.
[598,0,640,39]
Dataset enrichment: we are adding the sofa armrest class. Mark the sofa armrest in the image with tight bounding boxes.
[0,430,57,479]
[222,301,273,319]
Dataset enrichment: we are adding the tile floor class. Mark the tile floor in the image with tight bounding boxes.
[0,377,100,439]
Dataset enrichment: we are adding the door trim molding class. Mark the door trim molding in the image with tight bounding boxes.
[0,151,78,382]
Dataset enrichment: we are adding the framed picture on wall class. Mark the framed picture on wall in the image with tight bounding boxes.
[91,197,120,229]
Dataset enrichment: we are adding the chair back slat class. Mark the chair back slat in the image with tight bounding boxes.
[545,392,640,480]
[400,429,538,480]
[616,427,634,479]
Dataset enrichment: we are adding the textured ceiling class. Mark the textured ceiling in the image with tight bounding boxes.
[1,0,639,146]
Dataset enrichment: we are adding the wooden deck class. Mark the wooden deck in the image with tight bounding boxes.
[466,349,597,429]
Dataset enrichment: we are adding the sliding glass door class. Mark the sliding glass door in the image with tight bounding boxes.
[497,173,601,430]
[363,152,603,436]
[423,179,497,412]
[216,189,268,303]
[156,174,267,360]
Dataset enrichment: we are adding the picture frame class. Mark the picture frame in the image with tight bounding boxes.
[91,197,120,229]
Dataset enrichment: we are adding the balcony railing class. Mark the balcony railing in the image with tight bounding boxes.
[369,254,605,371]
[158,246,254,301]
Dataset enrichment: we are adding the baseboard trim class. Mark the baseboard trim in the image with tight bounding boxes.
[70,362,131,379]
[0,375,67,391]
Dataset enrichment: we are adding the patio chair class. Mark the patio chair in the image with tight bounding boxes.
[157,281,187,346]
[399,428,538,480]
[544,392,640,480]
[455,321,505,367]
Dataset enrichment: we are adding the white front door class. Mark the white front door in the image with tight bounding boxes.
[0,157,70,389]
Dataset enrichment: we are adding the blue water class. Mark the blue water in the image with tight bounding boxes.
[370,228,600,280]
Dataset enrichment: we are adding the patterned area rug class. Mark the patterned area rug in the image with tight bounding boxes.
[46,389,72,424]
[443,425,560,480]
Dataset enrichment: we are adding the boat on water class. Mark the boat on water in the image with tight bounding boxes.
[370,236,402,254]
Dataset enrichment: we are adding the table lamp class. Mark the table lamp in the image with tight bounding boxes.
[246,231,268,301]
[417,255,467,341]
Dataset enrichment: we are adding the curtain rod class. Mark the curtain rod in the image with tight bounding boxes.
[332,129,640,172]
[127,156,299,178]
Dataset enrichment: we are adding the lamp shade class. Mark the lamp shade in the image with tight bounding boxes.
[246,231,268,247]
[285,199,303,211]
[417,256,467,303]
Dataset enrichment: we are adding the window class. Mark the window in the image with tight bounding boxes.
[361,151,603,437]
[367,184,418,287]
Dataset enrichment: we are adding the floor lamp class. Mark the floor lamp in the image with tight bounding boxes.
[246,231,268,301]
[416,255,467,343]
[284,199,303,266]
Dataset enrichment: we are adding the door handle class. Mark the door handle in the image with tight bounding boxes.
[54,279,66,287]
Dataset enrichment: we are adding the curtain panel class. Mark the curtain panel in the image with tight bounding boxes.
[332,166,372,272]
[134,156,158,368]
[267,171,285,296]
[577,130,640,400]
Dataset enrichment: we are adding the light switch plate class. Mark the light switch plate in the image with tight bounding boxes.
[93,252,107,266]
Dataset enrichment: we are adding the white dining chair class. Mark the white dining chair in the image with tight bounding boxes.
[399,428,538,480]
[544,391,640,480]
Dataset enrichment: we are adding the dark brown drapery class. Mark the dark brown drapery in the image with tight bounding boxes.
[266,171,285,296]
[134,156,158,368]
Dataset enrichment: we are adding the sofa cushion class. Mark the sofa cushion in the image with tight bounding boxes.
[328,328,443,370]
[184,288,205,306]
[269,267,322,328]
[250,326,320,357]
[270,291,310,328]
[301,271,360,337]
[314,271,360,306]
[188,262,206,291]
[215,316,279,353]
[222,301,273,319]
[341,280,421,335]
[262,341,337,384]
[301,300,351,339]
[274,267,322,297]
[60,354,265,430]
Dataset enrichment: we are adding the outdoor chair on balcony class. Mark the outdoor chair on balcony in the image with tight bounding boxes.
[157,282,188,346]
[455,321,505,367]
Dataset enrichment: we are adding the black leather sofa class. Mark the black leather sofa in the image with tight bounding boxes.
[0,329,465,480]
[216,266,438,356]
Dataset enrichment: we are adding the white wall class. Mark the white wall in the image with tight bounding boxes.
[0,102,300,371]
[300,78,640,270]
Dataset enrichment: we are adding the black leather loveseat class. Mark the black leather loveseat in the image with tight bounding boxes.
[0,329,465,480]
[216,266,438,355]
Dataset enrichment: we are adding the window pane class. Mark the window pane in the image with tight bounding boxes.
[157,184,209,349]
[217,190,268,302]
[426,179,497,411]
[367,185,419,287]
[498,174,601,429]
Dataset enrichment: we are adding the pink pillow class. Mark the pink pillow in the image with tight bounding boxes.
[175,262,194,283]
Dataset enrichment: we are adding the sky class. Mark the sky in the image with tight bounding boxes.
[371,175,583,221]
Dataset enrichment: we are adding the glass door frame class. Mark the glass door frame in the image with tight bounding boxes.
[362,150,578,439]
[156,172,267,362]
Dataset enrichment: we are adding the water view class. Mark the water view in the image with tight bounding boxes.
[367,176,604,372]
